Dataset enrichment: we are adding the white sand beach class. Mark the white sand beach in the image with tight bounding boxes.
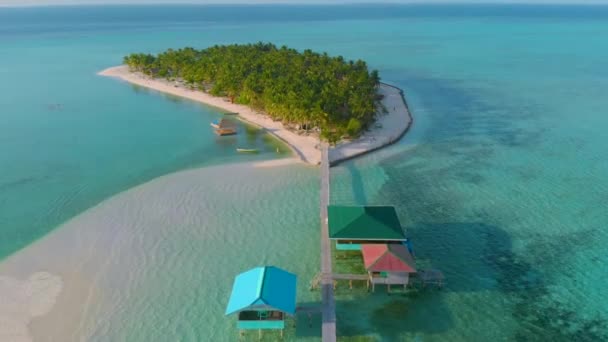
[252,157,300,168]
[329,84,413,165]
[99,66,412,165]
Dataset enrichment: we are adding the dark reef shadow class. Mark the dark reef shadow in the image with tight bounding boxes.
[335,290,453,339]
[346,162,368,204]
[325,67,608,338]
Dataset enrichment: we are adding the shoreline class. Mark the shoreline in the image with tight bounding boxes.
[98,65,412,166]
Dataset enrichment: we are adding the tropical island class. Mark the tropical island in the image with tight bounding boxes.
[100,43,412,165]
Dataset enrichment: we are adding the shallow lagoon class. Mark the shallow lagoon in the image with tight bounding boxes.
[1,4,607,341]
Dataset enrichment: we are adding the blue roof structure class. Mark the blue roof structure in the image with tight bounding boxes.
[225,266,297,316]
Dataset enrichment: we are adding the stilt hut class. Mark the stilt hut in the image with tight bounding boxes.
[211,118,237,136]
[225,266,297,337]
[327,206,406,251]
[361,243,416,292]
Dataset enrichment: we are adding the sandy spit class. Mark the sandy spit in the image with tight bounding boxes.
[0,161,315,341]
[98,65,412,166]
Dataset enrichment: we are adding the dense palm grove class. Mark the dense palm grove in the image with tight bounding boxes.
[124,43,382,141]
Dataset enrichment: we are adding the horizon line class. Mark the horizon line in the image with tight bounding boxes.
[3,1,608,7]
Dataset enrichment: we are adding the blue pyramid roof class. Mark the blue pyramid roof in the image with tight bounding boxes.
[225,266,297,316]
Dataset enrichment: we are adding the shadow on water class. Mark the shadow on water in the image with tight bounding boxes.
[326,70,608,339]
[407,221,608,341]
[370,152,607,338]
[335,291,453,340]
[329,221,511,340]
[291,301,322,338]
[244,124,259,145]
[346,163,368,204]
[294,290,453,339]
[375,156,607,339]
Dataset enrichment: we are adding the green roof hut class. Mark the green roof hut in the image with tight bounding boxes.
[327,205,406,251]
[225,266,297,338]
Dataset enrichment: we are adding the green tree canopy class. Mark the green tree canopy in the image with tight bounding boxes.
[124,42,381,140]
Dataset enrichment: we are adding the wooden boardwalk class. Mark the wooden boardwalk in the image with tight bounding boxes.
[311,272,370,291]
[310,273,370,289]
[331,274,369,281]
[319,144,337,342]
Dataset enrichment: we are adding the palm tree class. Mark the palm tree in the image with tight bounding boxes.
[123,43,380,139]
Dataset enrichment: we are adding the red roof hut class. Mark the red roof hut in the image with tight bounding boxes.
[361,243,416,292]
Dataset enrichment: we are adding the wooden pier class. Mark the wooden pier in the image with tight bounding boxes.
[417,269,445,288]
[311,272,370,291]
[319,144,337,342]
[316,144,444,341]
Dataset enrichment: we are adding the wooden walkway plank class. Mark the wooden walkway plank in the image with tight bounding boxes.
[331,274,369,281]
[320,144,337,342]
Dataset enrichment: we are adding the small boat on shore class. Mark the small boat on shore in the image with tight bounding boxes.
[236,148,259,153]
[212,118,237,135]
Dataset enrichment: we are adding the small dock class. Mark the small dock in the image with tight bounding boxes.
[311,273,370,291]
[311,270,445,292]
[417,269,445,288]
[319,144,337,342]
[316,144,443,341]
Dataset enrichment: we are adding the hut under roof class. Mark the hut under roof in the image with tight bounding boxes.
[361,243,416,292]
[327,205,406,250]
[225,266,296,336]
[213,118,237,136]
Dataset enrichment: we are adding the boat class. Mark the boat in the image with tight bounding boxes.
[212,118,237,135]
[236,148,259,153]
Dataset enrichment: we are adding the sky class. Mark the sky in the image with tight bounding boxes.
[1,0,608,6]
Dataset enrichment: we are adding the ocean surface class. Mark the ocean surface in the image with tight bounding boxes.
[1,4,608,341]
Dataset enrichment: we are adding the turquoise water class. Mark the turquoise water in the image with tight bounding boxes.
[0,16,290,259]
[1,4,608,341]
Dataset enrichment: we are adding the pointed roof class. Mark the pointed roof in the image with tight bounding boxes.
[218,118,237,128]
[225,266,297,316]
[361,244,416,272]
[327,206,405,240]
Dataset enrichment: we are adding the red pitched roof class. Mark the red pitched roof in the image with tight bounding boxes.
[361,244,416,273]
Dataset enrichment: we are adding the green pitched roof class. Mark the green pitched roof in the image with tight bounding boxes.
[327,206,405,240]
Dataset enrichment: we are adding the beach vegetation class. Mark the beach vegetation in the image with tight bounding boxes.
[124,43,381,141]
